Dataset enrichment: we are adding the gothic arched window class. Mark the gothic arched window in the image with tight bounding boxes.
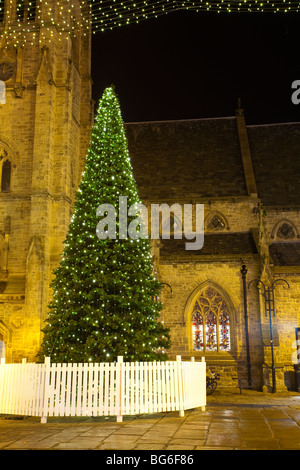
[192,287,231,352]
[271,219,298,241]
[206,212,229,232]
[1,159,11,192]
[277,222,295,240]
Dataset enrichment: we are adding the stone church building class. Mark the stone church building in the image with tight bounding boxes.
[0,0,299,392]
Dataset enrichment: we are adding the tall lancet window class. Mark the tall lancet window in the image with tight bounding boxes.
[191,287,231,352]
[1,159,11,192]
[192,309,203,351]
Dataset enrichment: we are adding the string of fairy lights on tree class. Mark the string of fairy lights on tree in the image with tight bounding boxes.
[0,0,299,47]
[37,86,170,363]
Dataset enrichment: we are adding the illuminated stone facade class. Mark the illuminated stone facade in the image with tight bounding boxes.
[0,0,299,393]
[126,116,300,392]
[0,0,93,363]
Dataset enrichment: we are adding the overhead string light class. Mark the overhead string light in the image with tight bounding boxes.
[90,0,300,32]
[0,0,299,47]
[0,0,92,47]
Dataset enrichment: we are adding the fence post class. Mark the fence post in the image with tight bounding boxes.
[41,357,51,424]
[0,358,5,364]
[176,355,184,417]
[116,356,123,422]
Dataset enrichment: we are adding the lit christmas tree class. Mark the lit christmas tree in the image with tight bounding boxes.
[38,86,170,363]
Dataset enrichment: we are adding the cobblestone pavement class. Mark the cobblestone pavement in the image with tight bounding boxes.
[1,391,300,450]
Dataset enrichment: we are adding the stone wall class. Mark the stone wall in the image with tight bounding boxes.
[154,198,300,391]
[0,0,92,362]
[0,1,298,396]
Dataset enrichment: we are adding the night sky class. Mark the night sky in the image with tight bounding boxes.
[91,10,300,125]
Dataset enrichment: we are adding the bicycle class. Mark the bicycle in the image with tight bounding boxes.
[206,371,220,395]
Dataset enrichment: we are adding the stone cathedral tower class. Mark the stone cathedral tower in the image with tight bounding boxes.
[0,0,93,362]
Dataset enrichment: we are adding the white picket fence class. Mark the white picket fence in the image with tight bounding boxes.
[0,356,206,423]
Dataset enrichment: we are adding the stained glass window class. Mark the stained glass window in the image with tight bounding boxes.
[191,287,231,352]
[206,312,217,351]
[219,312,231,351]
[192,310,203,351]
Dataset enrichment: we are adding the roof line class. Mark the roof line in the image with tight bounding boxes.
[247,120,300,128]
[125,117,300,127]
[124,116,237,125]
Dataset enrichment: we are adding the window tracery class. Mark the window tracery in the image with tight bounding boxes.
[192,287,231,352]
[277,222,295,240]
[208,215,225,230]
[205,212,229,232]
[271,219,298,241]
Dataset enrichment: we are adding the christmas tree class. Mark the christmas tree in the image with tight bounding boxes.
[38,87,170,363]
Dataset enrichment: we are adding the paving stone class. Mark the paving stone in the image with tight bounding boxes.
[173,428,207,439]
[206,432,241,447]
[278,438,300,450]
[285,410,300,423]
[133,443,166,450]
[165,444,196,450]
[110,426,151,436]
[168,438,206,447]
[241,438,281,450]
[1,392,300,450]
[268,418,300,432]
[261,409,290,419]
[80,428,119,437]
[195,446,235,450]
[138,433,173,444]
[57,436,103,449]
[98,442,137,450]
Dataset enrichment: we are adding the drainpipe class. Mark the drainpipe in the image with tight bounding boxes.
[241,264,252,387]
